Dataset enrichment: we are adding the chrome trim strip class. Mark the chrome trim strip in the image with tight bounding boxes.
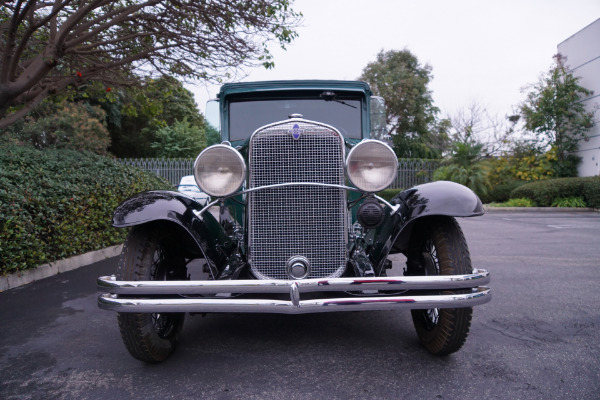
[98,287,490,314]
[97,269,490,295]
[195,199,221,218]
[193,182,399,217]
[243,182,360,194]
[247,117,345,145]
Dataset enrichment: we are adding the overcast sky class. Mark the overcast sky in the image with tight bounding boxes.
[189,0,600,120]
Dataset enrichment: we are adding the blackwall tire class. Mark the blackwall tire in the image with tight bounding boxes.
[116,226,186,363]
[408,216,473,355]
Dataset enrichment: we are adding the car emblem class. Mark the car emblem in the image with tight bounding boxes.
[289,124,303,140]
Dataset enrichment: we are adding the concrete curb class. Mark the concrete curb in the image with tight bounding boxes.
[483,206,599,212]
[0,245,123,292]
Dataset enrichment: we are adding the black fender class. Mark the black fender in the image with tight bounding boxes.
[113,190,235,268]
[400,180,483,220]
[369,181,483,272]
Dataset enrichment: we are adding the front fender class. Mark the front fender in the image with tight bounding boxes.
[400,180,483,220]
[113,190,234,267]
[369,181,483,270]
[113,190,203,228]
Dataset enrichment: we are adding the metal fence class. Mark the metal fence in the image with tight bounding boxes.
[118,158,440,190]
[119,158,195,187]
[392,158,440,189]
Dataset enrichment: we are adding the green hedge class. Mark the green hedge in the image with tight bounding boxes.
[510,176,600,208]
[0,144,171,274]
[379,176,600,208]
[479,180,529,204]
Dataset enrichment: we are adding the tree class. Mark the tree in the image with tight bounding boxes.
[447,101,512,158]
[0,0,300,129]
[205,122,220,147]
[520,54,596,177]
[108,76,206,157]
[359,49,447,158]
[150,118,205,158]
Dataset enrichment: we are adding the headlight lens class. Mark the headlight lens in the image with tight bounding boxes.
[193,145,246,197]
[346,140,398,192]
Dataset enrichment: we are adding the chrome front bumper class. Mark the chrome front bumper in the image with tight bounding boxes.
[97,269,490,314]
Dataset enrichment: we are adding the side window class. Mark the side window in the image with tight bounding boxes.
[205,99,220,146]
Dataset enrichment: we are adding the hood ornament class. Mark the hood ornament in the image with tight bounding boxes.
[288,123,304,140]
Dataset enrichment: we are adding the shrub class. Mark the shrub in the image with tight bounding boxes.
[488,198,536,207]
[581,177,600,208]
[551,197,586,208]
[480,180,528,204]
[0,144,171,274]
[18,100,111,154]
[510,176,600,208]
[487,145,556,185]
[432,142,490,198]
[504,198,536,207]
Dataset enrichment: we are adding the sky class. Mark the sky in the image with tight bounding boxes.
[189,0,600,120]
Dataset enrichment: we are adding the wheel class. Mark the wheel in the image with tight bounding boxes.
[406,216,473,355]
[116,225,187,363]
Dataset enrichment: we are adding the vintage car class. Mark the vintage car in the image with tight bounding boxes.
[177,175,210,206]
[97,80,491,363]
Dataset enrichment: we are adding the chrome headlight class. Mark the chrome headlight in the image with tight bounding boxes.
[193,144,246,197]
[346,140,398,192]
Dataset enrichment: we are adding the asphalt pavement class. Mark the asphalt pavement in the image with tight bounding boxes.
[1,211,599,400]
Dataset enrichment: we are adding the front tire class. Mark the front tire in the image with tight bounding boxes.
[116,225,187,363]
[407,216,473,355]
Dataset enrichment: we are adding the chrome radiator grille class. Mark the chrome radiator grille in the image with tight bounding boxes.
[248,121,347,280]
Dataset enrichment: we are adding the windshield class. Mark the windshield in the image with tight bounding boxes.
[229,97,362,141]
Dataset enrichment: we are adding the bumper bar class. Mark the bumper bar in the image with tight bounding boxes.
[97,269,490,314]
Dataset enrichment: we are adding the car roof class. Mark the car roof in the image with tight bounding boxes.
[219,80,372,98]
[179,175,196,185]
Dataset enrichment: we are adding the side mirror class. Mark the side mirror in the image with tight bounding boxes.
[205,99,221,146]
[370,96,388,140]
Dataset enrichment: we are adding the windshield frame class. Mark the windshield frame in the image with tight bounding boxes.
[222,90,367,143]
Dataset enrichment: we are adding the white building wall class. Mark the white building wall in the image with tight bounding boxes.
[558,18,600,177]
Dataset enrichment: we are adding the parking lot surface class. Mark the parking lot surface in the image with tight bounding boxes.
[1,211,599,399]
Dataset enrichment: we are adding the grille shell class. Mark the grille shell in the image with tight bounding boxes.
[248,120,347,280]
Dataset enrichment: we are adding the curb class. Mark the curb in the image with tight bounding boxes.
[0,245,123,293]
[483,206,599,212]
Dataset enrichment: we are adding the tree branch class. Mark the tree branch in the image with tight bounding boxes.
[66,1,158,46]
[0,75,73,129]
[0,0,301,127]
[8,1,72,80]
[1,0,29,82]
